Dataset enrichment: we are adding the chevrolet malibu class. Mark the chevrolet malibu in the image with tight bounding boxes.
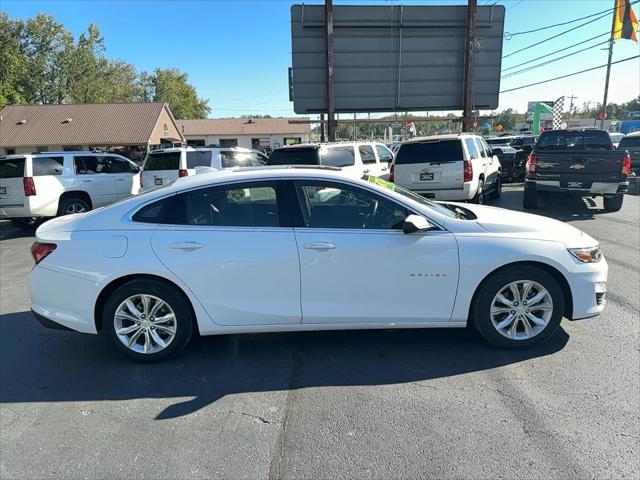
[29,167,608,361]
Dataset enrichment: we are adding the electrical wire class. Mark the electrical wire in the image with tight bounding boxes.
[500,55,640,93]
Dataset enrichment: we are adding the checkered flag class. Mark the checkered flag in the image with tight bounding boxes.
[553,96,565,129]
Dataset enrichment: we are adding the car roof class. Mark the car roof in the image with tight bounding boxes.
[402,133,479,144]
[273,141,383,150]
[624,131,640,137]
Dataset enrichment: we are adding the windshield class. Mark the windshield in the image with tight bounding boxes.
[364,176,460,219]
[619,137,640,148]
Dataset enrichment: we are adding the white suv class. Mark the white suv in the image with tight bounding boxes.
[0,151,141,228]
[391,134,502,203]
[141,146,268,191]
[267,142,394,179]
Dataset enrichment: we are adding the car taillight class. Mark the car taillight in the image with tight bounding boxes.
[31,242,56,265]
[463,160,473,182]
[23,177,36,196]
[178,169,188,178]
[622,154,631,176]
[389,164,395,182]
[526,153,538,174]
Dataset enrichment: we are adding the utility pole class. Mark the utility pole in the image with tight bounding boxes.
[568,94,578,118]
[600,0,617,130]
[320,114,325,142]
[325,0,336,141]
[462,0,477,132]
[353,113,357,140]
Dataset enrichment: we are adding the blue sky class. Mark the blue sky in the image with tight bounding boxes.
[2,0,639,118]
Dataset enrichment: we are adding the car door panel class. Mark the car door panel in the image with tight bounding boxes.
[73,156,116,207]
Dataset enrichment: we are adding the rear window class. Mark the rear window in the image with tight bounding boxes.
[536,130,611,151]
[220,151,264,168]
[268,148,319,166]
[0,157,26,178]
[320,146,355,167]
[395,140,463,165]
[186,150,213,169]
[33,156,64,176]
[619,137,640,148]
[144,151,181,170]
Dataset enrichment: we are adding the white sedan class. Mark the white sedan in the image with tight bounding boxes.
[29,167,608,361]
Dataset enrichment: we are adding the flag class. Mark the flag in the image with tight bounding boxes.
[613,0,638,42]
[553,96,565,130]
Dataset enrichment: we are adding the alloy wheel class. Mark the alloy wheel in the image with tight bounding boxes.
[113,294,177,354]
[490,280,553,340]
[65,202,87,214]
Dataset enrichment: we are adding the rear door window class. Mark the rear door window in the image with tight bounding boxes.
[358,145,376,164]
[0,157,26,178]
[395,140,463,164]
[33,156,64,176]
[320,146,355,167]
[268,148,319,166]
[74,156,111,174]
[187,150,213,169]
[144,151,181,170]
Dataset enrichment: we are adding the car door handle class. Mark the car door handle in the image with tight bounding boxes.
[81,179,92,183]
[381,166,388,171]
[363,169,370,174]
[170,242,203,251]
[304,242,336,250]
[116,178,125,182]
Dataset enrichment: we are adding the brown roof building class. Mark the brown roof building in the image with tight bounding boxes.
[0,102,184,160]
[177,117,311,151]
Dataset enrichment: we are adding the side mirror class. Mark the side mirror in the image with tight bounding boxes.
[403,214,432,234]
[492,148,503,156]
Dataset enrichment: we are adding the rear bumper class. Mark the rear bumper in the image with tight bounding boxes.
[0,196,59,218]
[528,180,628,195]
[404,183,477,201]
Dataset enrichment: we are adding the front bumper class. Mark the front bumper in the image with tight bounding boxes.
[567,256,608,320]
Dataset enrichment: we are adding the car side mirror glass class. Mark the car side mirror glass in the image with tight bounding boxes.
[403,214,432,234]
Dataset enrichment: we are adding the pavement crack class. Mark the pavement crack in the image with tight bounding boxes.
[239,411,276,425]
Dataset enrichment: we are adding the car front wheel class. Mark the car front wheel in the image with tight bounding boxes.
[103,279,195,361]
[472,266,564,349]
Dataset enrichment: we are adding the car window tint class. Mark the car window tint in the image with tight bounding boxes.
[359,145,376,164]
[536,131,611,151]
[74,156,111,174]
[320,146,355,167]
[169,182,279,227]
[187,150,213,169]
[106,156,134,173]
[220,151,263,168]
[32,156,64,176]
[295,181,407,230]
[0,157,26,178]
[132,197,171,223]
[375,145,394,162]
[475,139,487,158]
[268,148,319,166]
[395,140,463,164]
[144,151,181,170]
[619,137,640,148]
[464,139,480,159]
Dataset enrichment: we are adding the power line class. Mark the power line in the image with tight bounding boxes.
[502,31,610,71]
[504,1,638,38]
[500,55,640,93]
[502,38,611,78]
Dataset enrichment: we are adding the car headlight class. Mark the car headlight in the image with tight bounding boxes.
[568,246,602,263]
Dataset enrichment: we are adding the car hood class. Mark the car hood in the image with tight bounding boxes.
[449,203,598,248]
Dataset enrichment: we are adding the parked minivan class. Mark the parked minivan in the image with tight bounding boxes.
[267,142,394,179]
[391,134,502,203]
[0,151,141,228]
[140,146,267,191]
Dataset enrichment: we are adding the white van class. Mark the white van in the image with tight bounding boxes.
[391,134,502,203]
[141,146,268,191]
[0,151,140,228]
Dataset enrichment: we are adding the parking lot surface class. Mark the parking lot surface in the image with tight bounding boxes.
[1,187,639,479]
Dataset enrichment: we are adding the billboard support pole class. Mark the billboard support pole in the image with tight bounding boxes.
[320,114,326,142]
[462,0,477,132]
[325,0,336,141]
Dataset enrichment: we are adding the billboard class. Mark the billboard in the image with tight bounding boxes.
[290,4,505,114]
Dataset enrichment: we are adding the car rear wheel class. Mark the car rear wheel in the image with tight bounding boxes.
[472,266,564,349]
[472,179,484,204]
[523,184,537,209]
[103,279,194,362]
[603,194,623,212]
[57,197,90,216]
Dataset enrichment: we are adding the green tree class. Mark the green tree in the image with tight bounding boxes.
[0,13,29,105]
[139,68,210,119]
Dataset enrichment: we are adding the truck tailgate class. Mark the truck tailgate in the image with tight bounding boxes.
[535,151,625,183]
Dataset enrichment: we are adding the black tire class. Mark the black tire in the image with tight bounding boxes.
[471,179,485,204]
[603,194,623,212]
[102,278,195,362]
[523,184,538,209]
[472,266,565,349]
[10,218,37,230]
[489,175,502,200]
[57,196,90,216]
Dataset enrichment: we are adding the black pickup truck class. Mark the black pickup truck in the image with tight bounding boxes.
[523,129,631,212]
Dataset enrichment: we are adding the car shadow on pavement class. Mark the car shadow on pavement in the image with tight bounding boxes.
[0,310,569,420]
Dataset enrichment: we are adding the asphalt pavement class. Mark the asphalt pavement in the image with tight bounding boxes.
[1,187,639,479]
